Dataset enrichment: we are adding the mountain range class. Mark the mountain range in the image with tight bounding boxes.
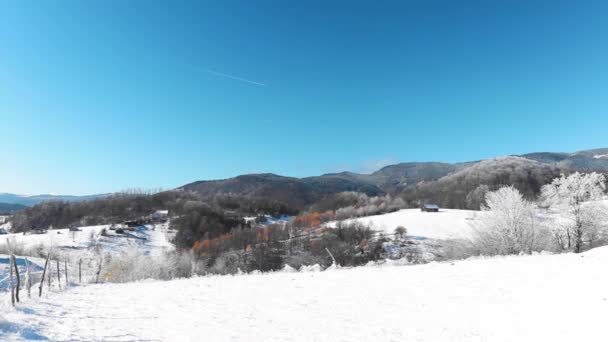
[179,147,608,208]
[0,193,109,207]
[2,148,608,210]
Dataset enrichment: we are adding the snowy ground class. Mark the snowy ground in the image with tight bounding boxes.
[0,217,10,232]
[0,223,173,256]
[0,223,174,292]
[331,208,479,240]
[1,247,608,341]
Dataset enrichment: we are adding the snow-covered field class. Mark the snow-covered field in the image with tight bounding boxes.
[2,247,608,341]
[0,217,10,232]
[0,223,175,292]
[0,223,174,256]
[330,208,479,240]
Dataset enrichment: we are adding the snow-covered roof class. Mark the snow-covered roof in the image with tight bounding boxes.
[423,204,439,209]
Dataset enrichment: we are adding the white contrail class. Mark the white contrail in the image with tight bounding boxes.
[195,67,266,86]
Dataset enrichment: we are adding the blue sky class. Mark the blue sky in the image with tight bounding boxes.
[1,0,607,195]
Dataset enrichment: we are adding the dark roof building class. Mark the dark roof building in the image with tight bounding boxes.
[421,204,440,212]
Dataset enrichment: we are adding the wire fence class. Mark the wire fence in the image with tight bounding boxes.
[1,254,105,306]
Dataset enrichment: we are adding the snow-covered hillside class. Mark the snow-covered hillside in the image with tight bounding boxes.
[329,208,479,240]
[0,223,174,257]
[2,247,608,341]
[0,223,175,292]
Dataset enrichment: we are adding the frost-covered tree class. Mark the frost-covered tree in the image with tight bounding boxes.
[472,186,546,255]
[541,172,607,253]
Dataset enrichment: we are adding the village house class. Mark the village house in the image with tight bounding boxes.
[151,210,169,220]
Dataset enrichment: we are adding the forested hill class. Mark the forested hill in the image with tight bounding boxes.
[180,148,608,209]
[0,202,26,214]
[5,148,608,236]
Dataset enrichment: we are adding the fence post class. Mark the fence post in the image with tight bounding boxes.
[56,260,61,290]
[9,254,14,306]
[79,259,82,283]
[39,254,50,297]
[64,260,68,287]
[95,256,103,284]
[25,257,31,298]
[47,257,52,291]
[12,255,20,303]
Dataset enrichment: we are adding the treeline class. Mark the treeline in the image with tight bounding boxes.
[310,192,406,220]
[188,220,386,274]
[174,191,411,273]
[402,157,561,209]
[469,172,608,256]
[10,191,297,233]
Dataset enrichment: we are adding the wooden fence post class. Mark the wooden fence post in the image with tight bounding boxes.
[64,260,68,287]
[25,257,31,298]
[12,255,20,303]
[47,258,52,291]
[79,258,82,283]
[95,256,103,284]
[39,254,50,297]
[56,260,61,290]
[9,254,15,306]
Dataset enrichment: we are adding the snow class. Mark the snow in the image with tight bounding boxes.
[0,217,10,232]
[0,255,46,292]
[2,247,608,341]
[0,223,174,256]
[593,154,608,159]
[329,208,479,240]
[0,223,175,291]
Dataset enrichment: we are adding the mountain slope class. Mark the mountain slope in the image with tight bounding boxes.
[0,193,109,207]
[0,202,26,214]
[179,173,384,209]
[179,148,608,210]
[5,148,606,211]
[402,156,560,208]
[520,147,608,170]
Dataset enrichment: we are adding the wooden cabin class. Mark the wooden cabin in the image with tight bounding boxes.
[421,204,440,212]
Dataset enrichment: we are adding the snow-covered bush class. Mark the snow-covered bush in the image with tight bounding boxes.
[394,226,407,240]
[102,247,199,283]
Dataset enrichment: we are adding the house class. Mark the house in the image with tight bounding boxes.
[31,226,48,234]
[150,210,169,220]
[421,204,440,212]
[124,220,143,228]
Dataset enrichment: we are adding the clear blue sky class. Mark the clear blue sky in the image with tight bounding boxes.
[1,0,607,195]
